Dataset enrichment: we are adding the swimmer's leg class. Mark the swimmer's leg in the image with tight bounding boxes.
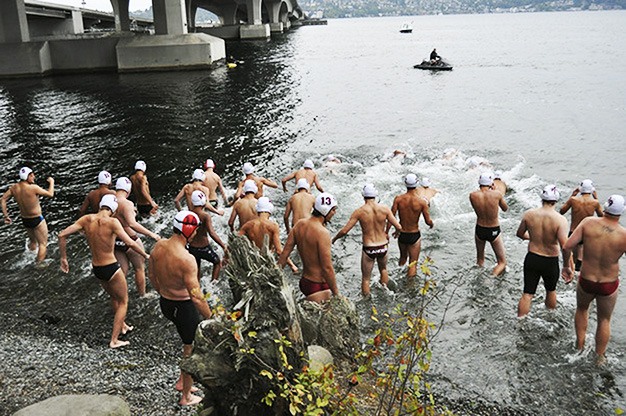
[127,240,146,296]
[491,236,506,276]
[407,239,421,278]
[360,252,374,297]
[595,289,618,358]
[575,283,594,352]
[101,269,130,348]
[31,220,49,263]
[179,344,202,405]
[377,254,389,288]
[474,234,486,267]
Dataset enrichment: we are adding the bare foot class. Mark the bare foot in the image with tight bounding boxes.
[122,324,134,335]
[175,383,199,393]
[179,393,202,406]
[109,340,130,349]
[290,266,300,274]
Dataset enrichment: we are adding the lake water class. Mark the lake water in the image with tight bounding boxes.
[1,10,625,415]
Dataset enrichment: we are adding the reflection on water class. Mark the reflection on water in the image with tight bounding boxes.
[1,11,626,415]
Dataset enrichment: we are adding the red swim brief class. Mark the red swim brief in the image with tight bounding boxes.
[299,277,330,296]
[579,276,619,296]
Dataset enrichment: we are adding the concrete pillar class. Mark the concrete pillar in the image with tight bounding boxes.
[266,1,283,33]
[153,0,188,35]
[187,1,198,31]
[240,0,269,39]
[218,3,239,26]
[70,10,85,34]
[110,0,131,32]
[246,0,262,25]
[0,0,30,43]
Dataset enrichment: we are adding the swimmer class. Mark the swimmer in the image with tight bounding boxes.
[228,180,258,232]
[469,172,508,276]
[1,167,54,264]
[516,185,569,317]
[563,195,626,364]
[279,193,340,303]
[234,162,278,200]
[388,174,433,278]
[189,190,227,281]
[149,210,212,406]
[333,184,401,296]
[202,159,229,209]
[59,194,149,348]
[129,160,158,216]
[493,170,507,195]
[284,178,316,233]
[114,177,161,297]
[281,159,324,193]
[559,179,603,271]
[416,177,438,205]
[240,197,298,273]
[174,169,224,215]
[79,170,115,216]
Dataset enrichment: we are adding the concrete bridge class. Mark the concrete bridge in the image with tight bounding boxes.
[0,0,303,78]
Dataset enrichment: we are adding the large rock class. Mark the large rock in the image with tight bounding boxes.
[13,394,129,416]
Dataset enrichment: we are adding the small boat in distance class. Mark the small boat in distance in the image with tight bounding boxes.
[414,59,453,71]
[399,23,412,33]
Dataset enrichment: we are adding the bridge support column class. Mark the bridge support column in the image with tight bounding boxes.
[0,0,30,43]
[266,1,284,33]
[110,0,131,32]
[153,0,188,35]
[218,3,239,26]
[240,0,269,39]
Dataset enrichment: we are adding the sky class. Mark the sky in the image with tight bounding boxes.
[51,0,154,12]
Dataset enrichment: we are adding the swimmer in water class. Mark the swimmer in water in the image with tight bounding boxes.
[174,169,224,216]
[416,177,438,205]
[284,178,316,234]
[281,159,324,193]
[130,160,158,216]
[1,167,54,264]
[233,162,278,200]
[228,180,258,232]
[79,170,115,216]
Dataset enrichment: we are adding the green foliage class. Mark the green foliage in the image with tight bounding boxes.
[255,258,450,415]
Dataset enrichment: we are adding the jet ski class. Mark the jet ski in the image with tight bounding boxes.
[414,59,453,71]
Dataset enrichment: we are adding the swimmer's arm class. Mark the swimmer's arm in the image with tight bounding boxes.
[278,230,296,267]
[36,178,54,198]
[313,174,324,193]
[559,199,572,215]
[173,187,186,211]
[1,188,13,223]
[78,195,90,217]
[218,178,228,204]
[284,200,292,233]
[281,172,296,192]
[422,204,434,228]
[207,220,227,251]
[319,235,339,296]
[561,245,574,283]
[58,220,84,273]
[122,208,161,241]
[271,225,283,252]
[498,195,508,212]
[147,251,160,293]
[204,201,224,216]
[386,208,402,233]
[261,177,278,189]
[595,202,604,217]
[140,178,157,208]
[332,213,358,244]
[386,197,398,234]
[228,206,237,232]
[234,181,244,200]
[563,221,584,251]
[185,262,212,319]
[516,216,529,240]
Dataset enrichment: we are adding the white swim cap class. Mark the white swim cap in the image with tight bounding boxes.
[191,190,207,207]
[303,159,314,169]
[19,167,32,181]
[115,177,132,194]
[421,177,432,188]
[173,210,200,239]
[99,194,118,213]
[256,196,274,214]
[314,192,337,217]
[243,162,255,174]
[204,159,215,169]
[494,170,503,180]
[579,179,595,194]
[192,169,205,181]
[404,174,419,188]
[478,172,494,186]
[604,195,625,216]
[98,170,112,185]
[541,184,560,202]
[135,160,146,172]
[243,179,258,194]
[296,178,310,191]
[362,183,378,198]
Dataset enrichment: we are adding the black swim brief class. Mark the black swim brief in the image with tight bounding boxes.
[114,234,139,253]
[188,244,220,268]
[475,225,501,242]
[21,215,44,229]
[398,231,421,245]
[523,252,559,294]
[137,204,152,215]
[159,297,200,345]
[363,244,388,260]
[92,262,121,282]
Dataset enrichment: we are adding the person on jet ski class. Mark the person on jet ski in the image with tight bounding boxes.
[429,48,441,64]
